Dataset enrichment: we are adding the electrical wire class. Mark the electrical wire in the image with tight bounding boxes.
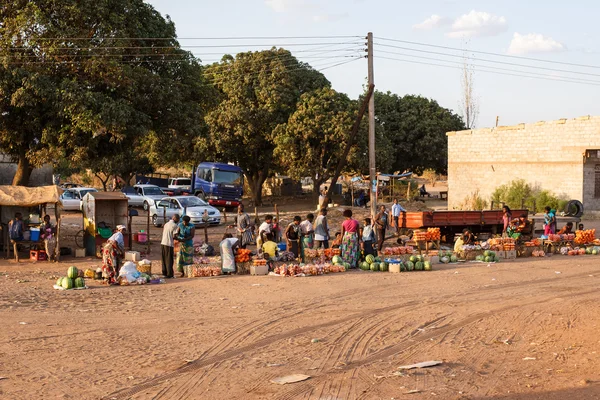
[375,43,600,79]
[375,56,600,87]
[375,36,600,70]
[29,35,364,41]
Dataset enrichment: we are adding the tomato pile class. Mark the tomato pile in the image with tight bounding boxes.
[235,249,252,263]
[575,229,596,245]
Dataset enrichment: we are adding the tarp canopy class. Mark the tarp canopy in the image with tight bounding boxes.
[377,172,413,182]
[0,185,62,207]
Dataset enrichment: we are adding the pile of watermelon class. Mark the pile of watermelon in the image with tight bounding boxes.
[359,254,389,272]
[475,250,500,263]
[331,255,351,271]
[439,251,458,264]
[55,266,86,290]
[360,254,431,272]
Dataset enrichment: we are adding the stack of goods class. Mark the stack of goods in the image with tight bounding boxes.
[531,250,546,257]
[503,238,516,251]
[359,254,390,271]
[362,254,431,271]
[277,251,296,262]
[253,257,267,267]
[185,265,223,277]
[524,238,542,247]
[272,263,345,277]
[439,250,458,264]
[427,228,441,241]
[488,238,505,252]
[475,250,500,263]
[303,248,335,263]
[331,255,351,271]
[548,233,576,242]
[54,266,86,290]
[413,231,428,241]
[235,249,252,263]
[382,246,415,256]
[575,229,596,245]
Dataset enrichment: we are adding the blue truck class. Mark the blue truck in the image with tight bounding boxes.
[193,162,244,208]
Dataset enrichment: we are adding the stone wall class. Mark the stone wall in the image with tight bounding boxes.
[447,115,600,211]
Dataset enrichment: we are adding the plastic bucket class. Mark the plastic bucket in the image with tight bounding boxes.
[30,228,40,242]
[137,232,147,243]
[277,242,286,252]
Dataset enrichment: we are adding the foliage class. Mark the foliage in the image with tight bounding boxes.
[0,0,207,186]
[491,179,568,212]
[422,169,439,187]
[359,91,465,176]
[273,87,355,197]
[201,49,329,205]
[458,190,488,211]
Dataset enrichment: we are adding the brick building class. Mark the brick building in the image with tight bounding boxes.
[447,115,600,213]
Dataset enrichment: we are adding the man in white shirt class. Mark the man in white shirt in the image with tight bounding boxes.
[257,214,273,251]
[161,214,180,278]
[391,198,406,235]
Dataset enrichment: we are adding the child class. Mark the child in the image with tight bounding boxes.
[578,223,585,231]
[331,232,342,249]
[360,218,375,257]
[262,233,278,260]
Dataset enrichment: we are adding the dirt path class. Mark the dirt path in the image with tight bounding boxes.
[2,252,600,399]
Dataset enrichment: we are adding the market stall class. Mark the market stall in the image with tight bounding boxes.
[81,192,129,257]
[0,185,62,261]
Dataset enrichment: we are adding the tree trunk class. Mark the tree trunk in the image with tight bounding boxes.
[312,177,324,203]
[247,169,268,206]
[95,173,109,191]
[12,152,33,186]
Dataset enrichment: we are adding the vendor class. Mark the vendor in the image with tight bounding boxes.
[40,215,56,261]
[262,233,278,259]
[8,212,25,241]
[101,225,126,284]
[462,228,475,245]
[220,233,240,274]
[557,222,574,235]
[331,232,342,249]
[507,215,529,239]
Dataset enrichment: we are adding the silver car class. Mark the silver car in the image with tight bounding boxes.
[122,184,166,211]
[59,187,98,211]
[150,196,222,227]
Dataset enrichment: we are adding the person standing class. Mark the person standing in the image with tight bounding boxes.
[257,215,273,251]
[161,214,180,278]
[176,216,195,278]
[314,208,330,249]
[235,204,252,249]
[300,214,315,250]
[340,209,360,268]
[40,215,56,261]
[285,216,302,258]
[8,212,25,242]
[391,198,406,235]
[374,205,389,252]
[502,205,512,236]
[102,225,126,284]
[360,218,376,257]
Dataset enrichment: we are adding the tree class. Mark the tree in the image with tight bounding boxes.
[0,0,207,186]
[274,87,355,199]
[202,49,329,205]
[370,92,466,175]
[460,56,479,129]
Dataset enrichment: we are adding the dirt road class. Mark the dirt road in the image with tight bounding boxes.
[2,251,600,399]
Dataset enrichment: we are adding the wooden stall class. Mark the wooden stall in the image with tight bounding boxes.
[82,192,129,257]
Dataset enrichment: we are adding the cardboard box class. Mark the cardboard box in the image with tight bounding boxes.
[125,251,141,262]
[250,265,268,275]
[75,248,86,258]
[505,250,517,260]
[389,263,402,273]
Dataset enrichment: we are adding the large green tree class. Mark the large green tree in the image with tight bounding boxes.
[202,49,329,205]
[371,91,466,175]
[0,0,207,186]
[274,87,356,199]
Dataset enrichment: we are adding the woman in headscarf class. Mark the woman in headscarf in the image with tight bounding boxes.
[235,204,253,249]
[102,225,126,284]
[40,215,56,261]
[176,216,195,277]
[340,209,360,268]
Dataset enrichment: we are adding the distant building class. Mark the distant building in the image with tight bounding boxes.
[0,154,53,186]
[447,115,600,213]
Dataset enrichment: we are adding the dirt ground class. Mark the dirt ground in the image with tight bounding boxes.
[2,196,600,399]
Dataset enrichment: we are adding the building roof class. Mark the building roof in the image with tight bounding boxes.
[0,185,62,207]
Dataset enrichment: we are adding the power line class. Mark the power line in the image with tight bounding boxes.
[375,36,600,70]
[375,56,600,87]
[375,50,600,85]
[27,35,364,41]
[375,43,600,79]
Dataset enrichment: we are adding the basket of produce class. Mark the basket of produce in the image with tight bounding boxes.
[137,260,152,274]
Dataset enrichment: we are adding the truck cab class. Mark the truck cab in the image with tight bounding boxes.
[194,162,243,208]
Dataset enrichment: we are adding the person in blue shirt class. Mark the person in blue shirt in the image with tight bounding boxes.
[391,198,406,235]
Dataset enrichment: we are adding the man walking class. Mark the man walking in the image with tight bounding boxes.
[161,214,180,278]
[391,198,406,235]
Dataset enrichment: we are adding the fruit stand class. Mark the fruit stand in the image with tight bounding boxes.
[81,192,129,257]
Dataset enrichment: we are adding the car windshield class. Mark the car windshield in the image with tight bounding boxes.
[179,197,208,208]
[212,169,242,185]
[175,179,191,185]
[144,187,164,195]
[79,189,96,197]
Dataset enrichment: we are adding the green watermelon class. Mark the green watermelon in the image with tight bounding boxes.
[343,262,351,271]
[406,261,415,271]
[415,261,424,271]
[450,255,458,263]
[360,262,370,270]
[476,255,484,261]
[74,277,85,288]
[365,254,375,264]
[374,257,381,263]
[483,250,491,257]
[494,256,500,262]
[593,249,599,255]
[67,266,79,279]
[409,255,417,263]
[380,262,389,272]
[61,278,74,289]
[56,277,64,287]
[424,261,432,271]
[332,255,342,265]
[418,255,424,262]
[586,247,592,255]
[370,263,378,271]
[400,263,406,272]
[484,256,492,263]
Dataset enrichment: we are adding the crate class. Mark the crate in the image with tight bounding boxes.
[250,265,268,275]
[505,250,517,259]
[388,262,402,273]
[125,251,141,262]
[30,250,47,261]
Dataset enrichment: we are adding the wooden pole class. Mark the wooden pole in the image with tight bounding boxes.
[254,206,259,225]
[367,31,377,221]
[204,223,208,244]
[222,208,227,223]
[146,210,150,255]
[55,203,61,262]
[274,204,279,221]
[406,181,411,201]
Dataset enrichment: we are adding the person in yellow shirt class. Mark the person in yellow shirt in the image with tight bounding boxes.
[262,234,279,259]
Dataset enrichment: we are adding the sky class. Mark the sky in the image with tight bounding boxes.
[147,0,600,128]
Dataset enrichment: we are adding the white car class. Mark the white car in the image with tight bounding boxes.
[150,196,222,227]
[122,184,166,211]
[60,187,98,211]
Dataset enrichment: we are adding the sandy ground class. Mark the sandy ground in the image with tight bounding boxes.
[2,197,600,399]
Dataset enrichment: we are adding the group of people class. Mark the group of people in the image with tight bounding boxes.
[8,212,57,261]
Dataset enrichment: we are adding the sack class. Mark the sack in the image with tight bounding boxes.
[119,261,141,282]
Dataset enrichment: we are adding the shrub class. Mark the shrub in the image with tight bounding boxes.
[491,180,568,212]
[459,190,488,211]
[422,169,438,187]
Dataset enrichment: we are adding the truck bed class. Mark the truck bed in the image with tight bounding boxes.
[398,209,529,230]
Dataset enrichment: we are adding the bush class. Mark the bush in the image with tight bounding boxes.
[459,190,488,211]
[422,169,438,187]
[491,180,568,213]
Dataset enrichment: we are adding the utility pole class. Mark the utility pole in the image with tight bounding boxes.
[367,32,376,218]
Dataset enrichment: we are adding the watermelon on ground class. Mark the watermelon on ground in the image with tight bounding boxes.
[409,255,417,263]
[365,254,375,264]
[484,256,492,263]
[343,262,351,270]
[494,256,500,262]
[415,261,424,271]
[400,263,406,272]
[406,261,415,271]
[483,250,491,257]
[332,256,342,265]
[56,277,64,287]
[476,255,484,261]
[360,262,370,270]
[593,249,599,255]
[67,266,79,279]
[61,278,74,290]
[424,261,432,271]
[370,263,379,271]
[74,277,85,288]
[380,262,389,272]
[450,255,458,263]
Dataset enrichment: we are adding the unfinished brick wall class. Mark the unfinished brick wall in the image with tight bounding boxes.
[447,115,600,212]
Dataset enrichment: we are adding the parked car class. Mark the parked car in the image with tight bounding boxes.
[60,187,98,211]
[150,196,222,227]
[59,182,83,189]
[121,184,166,211]
[168,177,192,191]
